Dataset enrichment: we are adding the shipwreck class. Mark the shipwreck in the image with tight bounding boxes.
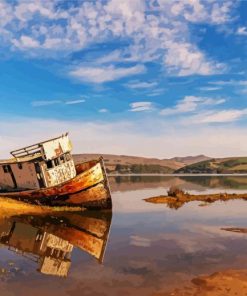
[0,133,112,210]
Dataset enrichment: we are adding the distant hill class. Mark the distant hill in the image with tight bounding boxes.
[170,155,211,165]
[73,153,211,174]
[176,157,247,174]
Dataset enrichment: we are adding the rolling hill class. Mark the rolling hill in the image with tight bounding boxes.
[171,155,211,165]
[176,157,247,174]
[73,153,210,174]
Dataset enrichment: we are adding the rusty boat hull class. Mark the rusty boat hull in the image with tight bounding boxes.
[0,158,112,210]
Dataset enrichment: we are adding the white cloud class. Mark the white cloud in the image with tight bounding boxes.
[125,81,158,89]
[160,96,225,116]
[106,0,145,20]
[164,41,224,76]
[199,87,222,91]
[69,64,146,83]
[1,116,247,159]
[237,27,247,36]
[210,1,233,24]
[31,99,85,107]
[0,0,235,77]
[98,109,108,113]
[0,1,14,27]
[210,80,247,86]
[129,102,154,112]
[65,99,85,105]
[169,0,233,25]
[14,1,56,21]
[146,88,166,97]
[31,100,61,107]
[193,109,247,123]
[13,35,40,49]
[95,50,122,64]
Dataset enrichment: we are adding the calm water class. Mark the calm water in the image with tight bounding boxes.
[1,175,247,295]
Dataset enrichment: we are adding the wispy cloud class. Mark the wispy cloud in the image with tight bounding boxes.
[31,100,61,107]
[125,81,158,89]
[164,41,225,76]
[129,102,154,112]
[199,86,222,91]
[160,96,225,116]
[210,80,247,86]
[65,99,85,105]
[146,88,166,97]
[95,50,122,64]
[237,27,247,36]
[191,109,247,123]
[69,65,146,83]
[31,99,85,107]
[98,108,108,113]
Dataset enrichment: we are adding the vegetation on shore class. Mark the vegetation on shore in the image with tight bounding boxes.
[112,164,173,174]
[144,187,247,209]
[176,157,247,174]
[179,175,247,190]
[0,197,84,218]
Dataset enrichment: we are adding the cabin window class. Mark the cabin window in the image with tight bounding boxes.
[66,153,71,161]
[35,232,43,241]
[18,163,23,169]
[46,247,53,256]
[3,165,10,173]
[60,155,65,164]
[35,163,41,173]
[46,160,53,169]
[54,158,59,166]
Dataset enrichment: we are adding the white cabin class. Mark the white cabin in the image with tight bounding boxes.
[0,133,76,191]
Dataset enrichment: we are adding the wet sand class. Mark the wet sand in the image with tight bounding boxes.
[156,269,247,296]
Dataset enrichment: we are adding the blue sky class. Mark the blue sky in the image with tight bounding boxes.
[1,0,247,158]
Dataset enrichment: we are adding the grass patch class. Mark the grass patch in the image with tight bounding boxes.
[0,197,84,218]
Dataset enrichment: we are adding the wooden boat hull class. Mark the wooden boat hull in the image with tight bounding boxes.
[0,158,112,210]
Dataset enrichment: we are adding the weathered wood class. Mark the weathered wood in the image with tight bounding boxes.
[0,158,112,210]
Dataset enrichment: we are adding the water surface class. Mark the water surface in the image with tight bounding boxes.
[1,175,247,295]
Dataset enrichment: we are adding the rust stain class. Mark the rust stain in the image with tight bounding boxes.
[54,143,63,157]
[0,158,112,209]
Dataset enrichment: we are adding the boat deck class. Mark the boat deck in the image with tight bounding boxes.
[0,153,42,165]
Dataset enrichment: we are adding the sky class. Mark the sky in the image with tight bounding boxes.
[1,0,247,158]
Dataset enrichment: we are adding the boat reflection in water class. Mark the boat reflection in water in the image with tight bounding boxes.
[0,210,112,277]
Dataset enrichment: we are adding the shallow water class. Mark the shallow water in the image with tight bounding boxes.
[1,175,247,295]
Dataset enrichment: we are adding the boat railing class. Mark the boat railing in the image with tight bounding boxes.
[11,144,44,159]
[10,132,69,160]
